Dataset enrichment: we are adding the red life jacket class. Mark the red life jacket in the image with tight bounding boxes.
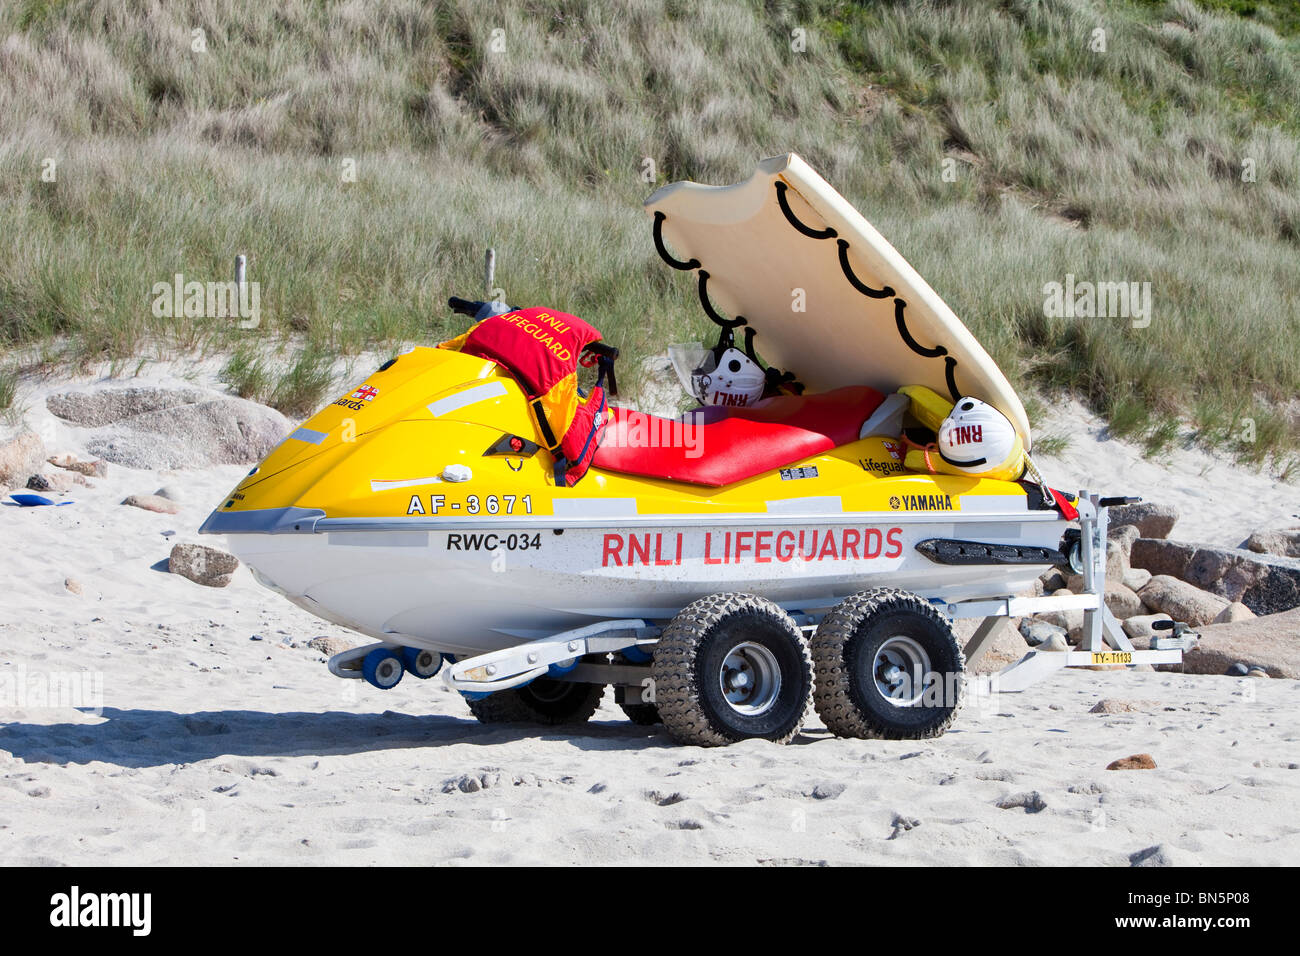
[440,306,607,487]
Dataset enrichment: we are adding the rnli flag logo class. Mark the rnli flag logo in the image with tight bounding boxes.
[351,385,379,402]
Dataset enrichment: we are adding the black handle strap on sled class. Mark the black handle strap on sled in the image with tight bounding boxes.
[581,342,620,397]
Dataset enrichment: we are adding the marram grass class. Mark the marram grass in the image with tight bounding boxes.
[0,0,1297,471]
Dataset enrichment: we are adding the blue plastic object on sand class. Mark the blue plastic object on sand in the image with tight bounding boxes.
[9,494,74,507]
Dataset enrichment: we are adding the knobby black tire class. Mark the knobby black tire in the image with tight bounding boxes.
[652,592,813,747]
[466,679,605,726]
[812,588,965,740]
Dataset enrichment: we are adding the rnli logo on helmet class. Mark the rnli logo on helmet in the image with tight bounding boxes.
[950,424,982,446]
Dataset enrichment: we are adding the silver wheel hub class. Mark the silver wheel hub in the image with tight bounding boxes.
[719,642,781,716]
[873,636,931,707]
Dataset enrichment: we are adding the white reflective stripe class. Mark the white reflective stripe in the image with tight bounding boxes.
[290,427,328,445]
[370,477,443,492]
[765,496,843,514]
[427,381,508,418]
[958,495,1030,514]
[551,497,638,517]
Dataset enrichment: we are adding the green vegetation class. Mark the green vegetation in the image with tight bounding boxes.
[0,0,1297,469]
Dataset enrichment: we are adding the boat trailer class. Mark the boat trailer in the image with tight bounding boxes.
[326,490,1193,704]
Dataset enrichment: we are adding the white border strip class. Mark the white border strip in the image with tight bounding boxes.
[427,381,508,418]
[290,427,328,445]
[370,476,444,492]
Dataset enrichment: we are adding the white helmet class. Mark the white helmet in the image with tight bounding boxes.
[936,397,1023,477]
[691,347,767,407]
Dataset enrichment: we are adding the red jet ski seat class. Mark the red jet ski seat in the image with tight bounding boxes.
[593,386,885,487]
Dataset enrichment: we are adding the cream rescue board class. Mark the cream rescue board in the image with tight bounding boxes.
[646,152,1033,448]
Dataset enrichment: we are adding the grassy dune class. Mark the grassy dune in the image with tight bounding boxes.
[1,0,1298,469]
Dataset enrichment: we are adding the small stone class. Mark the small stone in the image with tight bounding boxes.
[1245,666,1269,679]
[1090,699,1156,714]
[49,455,108,478]
[169,543,239,587]
[996,791,1047,813]
[64,577,82,596]
[1107,753,1157,770]
[27,472,72,493]
[153,485,183,502]
[810,782,847,800]
[306,636,353,657]
[123,494,181,515]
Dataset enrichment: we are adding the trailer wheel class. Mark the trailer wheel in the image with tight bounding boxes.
[466,679,605,725]
[813,588,964,739]
[653,593,812,746]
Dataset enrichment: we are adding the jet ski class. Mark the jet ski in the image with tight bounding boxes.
[201,154,1185,746]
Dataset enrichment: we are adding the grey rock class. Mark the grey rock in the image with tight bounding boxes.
[1213,601,1255,624]
[306,636,354,657]
[1122,613,1173,644]
[1246,666,1269,679]
[1242,529,1300,559]
[1018,619,1066,647]
[1182,543,1300,616]
[1138,575,1229,627]
[169,543,240,587]
[1184,608,1300,679]
[1037,632,1070,652]
[1107,523,1140,561]
[27,472,72,493]
[1130,538,1196,578]
[1225,662,1250,677]
[1103,583,1145,619]
[48,385,291,469]
[1108,502,1179,539]
[122,493,181,515]
[1039,569,1067,593]
[0,430,46,486]
[996,791,1047,813]
[48,455,108,477]
[1036,588,1085,637]
[47,386,212,427]
[1123,567,1152,591]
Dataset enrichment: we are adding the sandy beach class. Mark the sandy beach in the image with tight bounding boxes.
[2,365,1299,866]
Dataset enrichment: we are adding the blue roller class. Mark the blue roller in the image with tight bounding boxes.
[362,648,404,689]
[621,644,652,664]
[401,647,442,679]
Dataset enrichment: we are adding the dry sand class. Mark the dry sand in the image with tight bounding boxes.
[2,366,1297,865]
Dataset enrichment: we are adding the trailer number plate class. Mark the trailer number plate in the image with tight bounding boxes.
[1090,652,1133,665]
